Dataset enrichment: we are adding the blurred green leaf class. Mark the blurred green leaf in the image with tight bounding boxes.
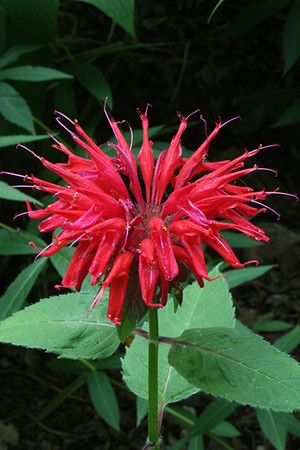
[275,325,300,353]
[88,371,120,430]
[0,258,47,320]
[0,44,41,69]
[283,0,300,75]
[0,292,119,359]
[0,66,73,82]
[0,227,45,255]
[136,397,148,427]
[286,414,300,437]
[224,265,274,289]
[272,98,300,127]
[0,134,49,148]
[48,354,121,373]
[221,231,263,248]
[79,0,136,38]
[254,320,293,332]
[0,82,34,133]
[0,7,6,53]
[187,436,204,450]
[211,420,240,438]
[55,79,76,118]
[2,0,59,43]
[222,0,290,39]
[73,62,112,108]
[208,0,226,24]
[0,180,42,205]
[256,410,288,450]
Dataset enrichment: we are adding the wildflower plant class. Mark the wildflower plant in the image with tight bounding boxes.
[0,105,300,449]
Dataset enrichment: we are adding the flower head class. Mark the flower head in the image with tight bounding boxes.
[10,107,296,325]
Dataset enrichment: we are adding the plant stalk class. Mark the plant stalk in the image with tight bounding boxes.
[148,308,160,449]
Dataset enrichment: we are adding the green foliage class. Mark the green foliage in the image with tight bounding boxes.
[79,0,136,38]
[224,264,274,289]
[256,410,288,450]
[0,134,49,147]
[87,370,120,430]
[0,180,43,205]
[168,327,300,412]
[0,66,73,82]
[0,227,46,255]
[282,0,300,74]
[0,292,119,359]
[72,62,112,108]
[0,258,47,319]
[275,325,300,353]
[122,266,235,404]
[0,82,34,133]
[0,44,42,69]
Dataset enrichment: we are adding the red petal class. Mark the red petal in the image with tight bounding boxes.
[150,218,179,281]
[138,239,160,307]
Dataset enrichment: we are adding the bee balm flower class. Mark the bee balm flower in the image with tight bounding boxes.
[9,107,295,325]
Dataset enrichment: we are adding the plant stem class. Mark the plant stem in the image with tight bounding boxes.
[148,308,160,450]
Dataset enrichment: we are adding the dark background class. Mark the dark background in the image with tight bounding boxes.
[0,1,299,449]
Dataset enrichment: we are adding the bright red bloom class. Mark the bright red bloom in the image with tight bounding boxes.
[12,107,292,325]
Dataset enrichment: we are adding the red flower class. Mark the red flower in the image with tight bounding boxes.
[8,107,296,325]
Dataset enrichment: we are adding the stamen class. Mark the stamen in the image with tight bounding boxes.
[186,108,201,121]
[54,110,75,125]
[16,144,42,161]
[220,115,241,129]
[255,167,278,177]
[13,211,31,220]
[47,132,63,146]
[200,114,208,138]
[0,171,33,181]
[69,233,86,248]
[34,241,54,260]
[265,191,299,201]
[251,200,281,220]
[11,185,41,190]
[145,103,152,116]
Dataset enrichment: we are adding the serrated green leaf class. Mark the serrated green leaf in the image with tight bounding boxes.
[88,371,120,430]
[0,292,119,359]
[168,327,300,412]
[136,397,148,427]
[256,410,288,450]
[283,0,300,75]
[0,228,45,255]
[0,66,73,82]
[0,44,42,69]
[72,62,112,108]
[275,325,300,353]
[79,0,136,38]
[0,258,47,320]
[0,82,34,133]
[0,180,43,205]
[0,134,49,148]
[224,264,274,289]
[122,266,235,406]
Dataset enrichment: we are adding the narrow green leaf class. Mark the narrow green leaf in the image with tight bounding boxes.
[208,0,226,24]
[286,414,300,437]
[0,66,73,82]
[73,62,112,108]
[35,376,85,422]
[275,325,300,353]
[282,0,300,75]
[168,327,300,412]
[0,82,34,133]
[48,354,121,373]
[79,0,136,38]
[136,397,148,427]
[224,264,274,289]
[0,292,119,359]
[254,320,293,332]
[122,266,235,406]
[221,230,263,248]
[0,258,47,319]
[211,421,240,438]
[272,98,300,127]
[0,180,43,205]
[88,371,120,430]
[0,134,49,148]
[0,228,45,255]
[223,0,290,39]
[0,44,41,69]
[187,436,204,450]
[256,410,288,450]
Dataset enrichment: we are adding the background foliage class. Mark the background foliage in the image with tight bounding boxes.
[0,1,299,449]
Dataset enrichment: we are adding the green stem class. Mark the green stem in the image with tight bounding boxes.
[148,308,160,449]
